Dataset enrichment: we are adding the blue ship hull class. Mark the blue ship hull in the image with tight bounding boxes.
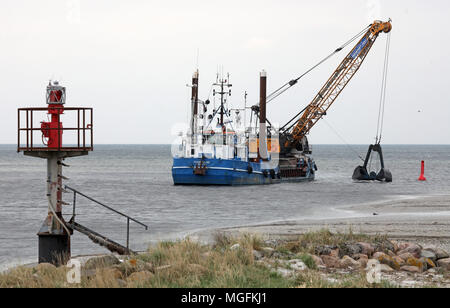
[172,157,315,185]
[172,158,281,185]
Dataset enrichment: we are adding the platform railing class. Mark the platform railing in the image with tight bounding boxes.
[65,185,148,250]
[17,107,93,152]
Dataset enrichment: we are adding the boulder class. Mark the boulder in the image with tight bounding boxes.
[387,250,396,257]
[372,252,387,260]
[261,247,275,257]
[392,256,406,266]
[406,257,424,272]
[252,250,263,260]
[421,258,436,270]
[377,254,401,270]
[373,240,395,253]
[397,242,411,251]
[114,259,153,276]
[84,255,120,270]
[437,258,450,270]
[420,250,437,262]
[356,255,369,269]
[276,268,294,278]
[379,264,395,273]
[310,254,325,267]
[340,256,360,269]
[357,242,375,256]
[315,245,338,257]
[400,265,421,273]
[230,243,241,250]
[391,241,399,253]
[288,259,307,271]
[321,255,341,268]
[398,252,414,262]
[397,244,422,259]
[339,243,362,257]
[424,247,449,260]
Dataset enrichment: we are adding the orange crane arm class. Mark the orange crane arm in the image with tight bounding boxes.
[285,20,392,148]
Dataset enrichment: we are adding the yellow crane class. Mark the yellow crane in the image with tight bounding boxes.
[279,20,392,154]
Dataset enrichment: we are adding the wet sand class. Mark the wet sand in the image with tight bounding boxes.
[193,194,450,251]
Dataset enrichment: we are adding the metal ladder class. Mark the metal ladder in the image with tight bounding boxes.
[64,185,148,255]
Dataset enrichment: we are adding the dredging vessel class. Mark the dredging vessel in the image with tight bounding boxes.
[172,20,393,185]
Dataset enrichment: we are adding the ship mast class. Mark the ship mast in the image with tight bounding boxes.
[213,73,232,145]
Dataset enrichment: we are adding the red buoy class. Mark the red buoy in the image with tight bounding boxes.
[418,160,427,181]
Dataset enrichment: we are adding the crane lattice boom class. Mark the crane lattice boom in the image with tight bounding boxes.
[284,20,392,150]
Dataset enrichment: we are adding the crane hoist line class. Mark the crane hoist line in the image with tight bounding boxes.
[276,20,392,155]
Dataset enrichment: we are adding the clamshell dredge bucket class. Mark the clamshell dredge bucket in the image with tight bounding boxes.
[352,144,392,182]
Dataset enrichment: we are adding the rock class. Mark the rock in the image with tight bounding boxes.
[391,241,399,253]
[339,243,362,257]
[398,252,414,262]
[114,259,153,276]
[252,250,263,260]
[373,252,387,259]
[397,244,422,259]
[424,247,449,260]
[422,258,436,270]
[397,242,411,251]
[356,255,369,269]
[276,268,294,278]
[84,255,120,270]
[127,271,154,284]
[353,253,368,260]
[230,244,241,250]
[315,245,338,256]
[373,240,395,253]
[261,247,275,257]
[392,256,405,266]
[36,263,57,272]
[377,254,401,270]
[310,255,325,267]
[379,264,395,273]
[288,259,307,271]
[406,257,424,272]
[357,242,375,256]
[401,265,421,273]
[340,256,360,269]
[421,250,437,262]
[437,258,450,270]
[321,255,341,268]
[387,250,396,257]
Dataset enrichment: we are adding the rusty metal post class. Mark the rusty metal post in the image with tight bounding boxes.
[259,70,269,160]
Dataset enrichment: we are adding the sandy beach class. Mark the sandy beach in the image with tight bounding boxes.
[193,194,450,251]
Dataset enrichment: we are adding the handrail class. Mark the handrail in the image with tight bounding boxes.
[65,185,148,250]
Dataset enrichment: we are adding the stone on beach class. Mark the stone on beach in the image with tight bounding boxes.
[424,247,449,260]
[437,258,450,270]
[321,255,341,268]
[397,244,422,259]
[84,255,121,270]
[340,256,360,269]
[379,264,395,273]
[401,265,421,273]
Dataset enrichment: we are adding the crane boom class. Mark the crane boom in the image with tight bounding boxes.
[282,20,392,152]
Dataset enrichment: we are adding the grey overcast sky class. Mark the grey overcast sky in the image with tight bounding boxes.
[1,0,449,144]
